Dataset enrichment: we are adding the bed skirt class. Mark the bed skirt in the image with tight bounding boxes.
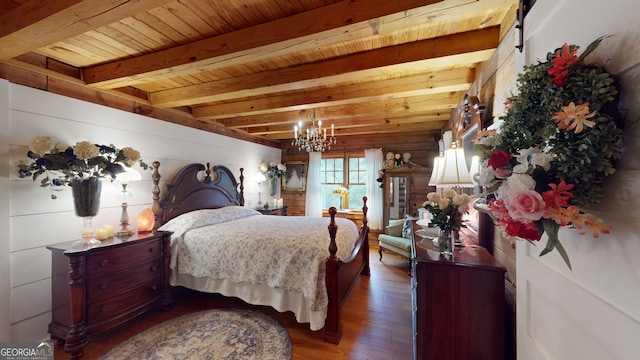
[171,272,327,331]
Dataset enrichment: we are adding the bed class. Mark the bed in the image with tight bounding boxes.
[151,162,370,344]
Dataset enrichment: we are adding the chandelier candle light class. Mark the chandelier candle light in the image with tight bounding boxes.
[292,109,336,152]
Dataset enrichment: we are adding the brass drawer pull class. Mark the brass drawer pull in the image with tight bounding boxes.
[99,259,108,266]
[100,282,108,289]
[150,266,157,272]
[151,285,158,291]
[148,247,154,252]
[100,305,108,312]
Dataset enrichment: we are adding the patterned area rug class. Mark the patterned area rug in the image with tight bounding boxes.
[99,308,292,360]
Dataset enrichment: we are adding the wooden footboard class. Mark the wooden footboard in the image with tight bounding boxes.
[324,197,370,344]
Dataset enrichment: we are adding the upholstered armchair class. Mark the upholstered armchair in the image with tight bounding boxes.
[378,216,414,273]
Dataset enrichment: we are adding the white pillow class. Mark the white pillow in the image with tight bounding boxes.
[158,206,260,238]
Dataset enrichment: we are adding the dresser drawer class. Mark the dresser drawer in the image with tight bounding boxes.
[87,279,161,324]
[86,239,160,277]
[86,260,161,300]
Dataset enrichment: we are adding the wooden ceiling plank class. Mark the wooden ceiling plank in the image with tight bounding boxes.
[83,0,445,88]
[263,121,447,139]
[217,91,465,129]
[189,68,474,119]
[260,122,446,139]
[146,4,205,40]
[246,113,451,135]
[193,80,468,119]
[176,1,239,34]
[0,0,176,60]
[150,27,498,108]
[224,111,448,129]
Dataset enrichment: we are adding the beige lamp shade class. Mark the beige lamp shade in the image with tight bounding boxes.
[437,144,473,187]
[469,155,481,184]
[428,156,444,186]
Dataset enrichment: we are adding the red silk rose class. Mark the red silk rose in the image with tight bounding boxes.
[505,220,540,241]
[487,150,511,170]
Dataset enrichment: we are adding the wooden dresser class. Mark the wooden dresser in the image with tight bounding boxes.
[48,231,172,359]
[411,236,506,360]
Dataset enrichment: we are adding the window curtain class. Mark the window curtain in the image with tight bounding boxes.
[305,151,323,217]
[365,148,383,230]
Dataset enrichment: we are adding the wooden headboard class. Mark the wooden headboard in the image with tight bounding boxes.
[152,162,245,225]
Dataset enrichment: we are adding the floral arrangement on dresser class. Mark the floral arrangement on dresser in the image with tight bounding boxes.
[259,162,286,180]
[15,135,148,198]
[332,186,349,195]
[474,37,624,269]
[422,189,471,232]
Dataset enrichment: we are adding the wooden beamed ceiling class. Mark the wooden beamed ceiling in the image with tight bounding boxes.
[0,0,518,146]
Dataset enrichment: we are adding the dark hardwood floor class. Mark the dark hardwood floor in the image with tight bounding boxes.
[53,247,413,360]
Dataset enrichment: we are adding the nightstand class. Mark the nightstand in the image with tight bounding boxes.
[47,231,172,359]
[257,206,288,216]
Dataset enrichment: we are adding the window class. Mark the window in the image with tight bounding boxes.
[320,155,366,210]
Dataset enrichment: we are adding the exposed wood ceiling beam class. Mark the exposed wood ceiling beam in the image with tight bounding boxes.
[82,0,447,88]
[218,90,464,132]
[248,113,450,136]
[0,0,175,60]
[267,121,446,140]
[192,68,475,120]
[0,0,518,144]
[149,27,497,109]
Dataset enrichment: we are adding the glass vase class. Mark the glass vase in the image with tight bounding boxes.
[71,178,102,248]
[269,178,277,196]
[438,228,454,256]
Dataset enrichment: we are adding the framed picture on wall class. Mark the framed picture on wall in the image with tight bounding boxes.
[282,161,307,191]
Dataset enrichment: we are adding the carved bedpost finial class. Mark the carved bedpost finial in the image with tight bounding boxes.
[204,162,212,183]
[360,196,370,276]
[239,167,245,206]
[328,207,338,259]
[152,161,161,230]
[361,196,368,228]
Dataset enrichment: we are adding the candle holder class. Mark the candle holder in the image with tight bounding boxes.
[115,168,141,238]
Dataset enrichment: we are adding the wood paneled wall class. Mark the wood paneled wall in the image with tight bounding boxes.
[279,131,441,216]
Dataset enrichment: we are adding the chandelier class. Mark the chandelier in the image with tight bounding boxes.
[291,109,336,152]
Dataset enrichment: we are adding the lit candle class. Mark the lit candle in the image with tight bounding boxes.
[294,125,297,138]
[95,227,108,240]
[324,128,327,139]
[331,123,334,137]
[278,198,283,208]
[104,224,114,238]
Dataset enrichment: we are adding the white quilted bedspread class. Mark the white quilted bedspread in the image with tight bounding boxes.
[159,206,359,315]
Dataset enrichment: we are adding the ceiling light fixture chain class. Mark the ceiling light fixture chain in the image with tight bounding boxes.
[291,109,336,152]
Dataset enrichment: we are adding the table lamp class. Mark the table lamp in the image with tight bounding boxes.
[115,167,142,237]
